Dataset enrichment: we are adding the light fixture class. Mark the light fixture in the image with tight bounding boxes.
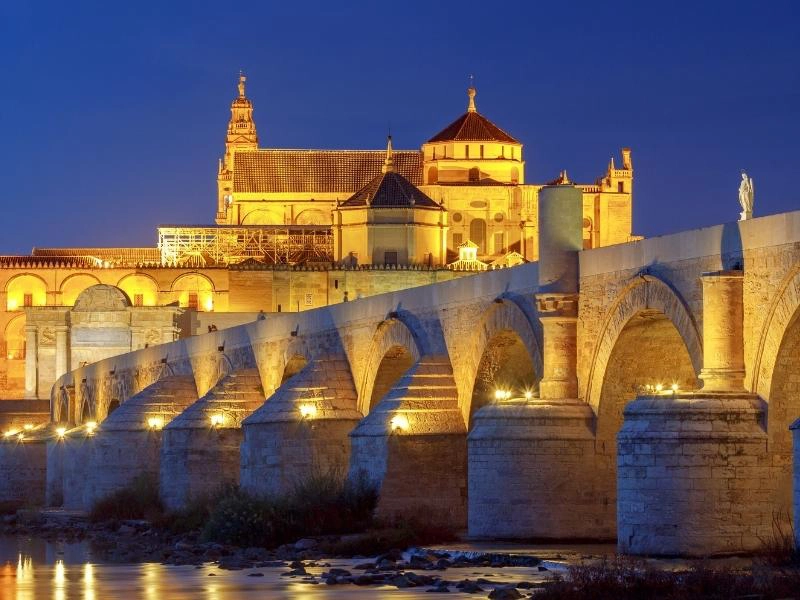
[147,417,164,430]
[4,429,17,438]
[494,390,505,401]
[524,390,533,400]
[671,383,679,392]
[85,421,97,434]
[56,427,66,437]
[23,424,34,431]
[390,414,409,432]
[209,414,225,427]
[299,404,317,419]
[17,433,24,441]
[655,383,664,392]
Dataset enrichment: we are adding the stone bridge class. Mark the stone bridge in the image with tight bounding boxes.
[4,185,800,557]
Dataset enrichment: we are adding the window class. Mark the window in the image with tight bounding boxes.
[334,279,339,289]
[23,294,33,307]
[384,251,398,265]
[465,145,470,159]
[452,233,463,247]
[188,293,198,310]
[494,232,505,254]
[618,181,625,193]
[469,167,480,182]
[134,294,144,307]
[470,219,487,254]
[511,147,515,160]
[480,145,484,159]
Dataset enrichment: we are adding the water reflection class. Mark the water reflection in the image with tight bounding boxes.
[0,534,555,599]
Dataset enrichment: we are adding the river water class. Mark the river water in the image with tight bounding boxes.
[0,535,595,599]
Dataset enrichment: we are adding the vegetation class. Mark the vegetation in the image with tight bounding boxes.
[88,472,163,522]
[534,556,800,600]
[83,469,459,552]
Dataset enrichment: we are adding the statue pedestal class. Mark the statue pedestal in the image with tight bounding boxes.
[617,392,772,556]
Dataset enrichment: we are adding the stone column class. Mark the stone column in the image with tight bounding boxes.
[54,325,69,381]
[537,294,578,400]
[699,271,745,392]
[24,325,37,399]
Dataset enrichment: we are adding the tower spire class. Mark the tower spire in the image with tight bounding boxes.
[467,75,477,113]
[382,134,394,174]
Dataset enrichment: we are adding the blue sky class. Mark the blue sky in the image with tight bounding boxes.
[0,0,798,253]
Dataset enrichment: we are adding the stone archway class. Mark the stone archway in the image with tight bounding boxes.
[459,299,542,424]
[585,275,702,412]
[357,318,422,416]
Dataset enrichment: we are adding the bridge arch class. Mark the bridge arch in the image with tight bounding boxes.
[751,265,800,520]
[357,317,422,415]
[463,298,542,425]
[586,275,702,413]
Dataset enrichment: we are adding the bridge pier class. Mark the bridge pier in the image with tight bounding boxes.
[160,368,264,510]
[469,292,612,539]
[0,425,53,508]
[618,271,773,555]
[79,376,198,511]
[349,357,466,528]
[240,357,361,497]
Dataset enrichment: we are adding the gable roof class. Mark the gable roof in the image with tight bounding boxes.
[427,111,520,144]
[232,149,422,194]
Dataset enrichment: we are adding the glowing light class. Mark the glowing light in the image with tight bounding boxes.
[7,299,17,311]
[85,421,97,435]
[299,404,317,419]
[17,433,24,441]
[524,390,533,400]
[390,414,409,432]
[56,427,67,437]
[494,389,512,401]
[3,429,18,438]
[204,297,214,312]
[147,417,164,430]
[655,383,664,392]
[23,423,33,431]
[209,414,225,427]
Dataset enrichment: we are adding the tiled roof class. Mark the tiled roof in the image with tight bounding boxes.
[427,111,519,144]
[32,247,161,264]
[339,171,440,209]
[232,149,422,194]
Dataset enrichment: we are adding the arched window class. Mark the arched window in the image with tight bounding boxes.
[469,167,480,182]
[470,218,487,254]
[427,166,438,184]
[510,167,519,185]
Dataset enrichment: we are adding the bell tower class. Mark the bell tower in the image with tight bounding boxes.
[217,72,259,223]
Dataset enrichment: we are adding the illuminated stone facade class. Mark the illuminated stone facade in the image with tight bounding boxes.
[0,73,635,401]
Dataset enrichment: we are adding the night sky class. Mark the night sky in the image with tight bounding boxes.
[1,0,798,255]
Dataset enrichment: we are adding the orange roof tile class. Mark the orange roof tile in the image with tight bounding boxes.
[232,149,422,194]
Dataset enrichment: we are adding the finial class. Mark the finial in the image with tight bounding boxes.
[382,135,394,173]
[560,169,571,184]
[467,75,477,113]
[609,156,615,171]
[238,71,246,97]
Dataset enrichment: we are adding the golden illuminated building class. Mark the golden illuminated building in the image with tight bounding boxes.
[0,73,635,400]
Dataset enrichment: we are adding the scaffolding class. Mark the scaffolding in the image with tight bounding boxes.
[157,225,333,267]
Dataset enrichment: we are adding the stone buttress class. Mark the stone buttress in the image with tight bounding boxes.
[348,356,467,528]
[240,356,361,496]
[74,375,198,511]
[160,368,264,510]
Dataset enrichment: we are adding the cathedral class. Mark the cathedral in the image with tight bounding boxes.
[0,74,635,401]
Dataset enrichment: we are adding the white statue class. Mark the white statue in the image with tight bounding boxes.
[739,171,754,221]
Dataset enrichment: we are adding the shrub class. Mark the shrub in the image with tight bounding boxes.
[319,518,458,556]
[200,470,378,548]
[89,473,163,523]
